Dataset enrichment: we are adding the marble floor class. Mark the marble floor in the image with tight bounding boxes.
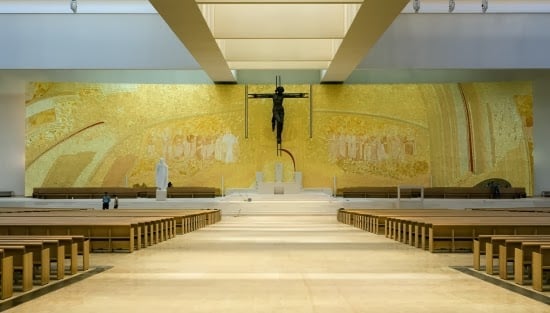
[1,213,549,313]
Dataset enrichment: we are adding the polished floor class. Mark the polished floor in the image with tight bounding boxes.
[2,213,549,313]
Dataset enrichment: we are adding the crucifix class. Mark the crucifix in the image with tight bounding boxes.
[247,76,309,155]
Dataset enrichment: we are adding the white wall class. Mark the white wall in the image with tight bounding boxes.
[362,13,550,69]
[2,13,550,75]
[0,82,25,196]
[0,13,199,69]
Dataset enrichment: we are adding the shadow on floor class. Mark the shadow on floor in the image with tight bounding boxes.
[452,266,550,305]
[0,266,111,312]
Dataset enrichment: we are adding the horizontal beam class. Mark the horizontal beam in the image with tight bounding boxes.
[149,0,236,83]
[322,0,409,82]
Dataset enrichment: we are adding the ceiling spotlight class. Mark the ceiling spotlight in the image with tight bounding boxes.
[482,0,488,13]
[413,0,420,13]
[449,0,455,13]
[70,0,77,13]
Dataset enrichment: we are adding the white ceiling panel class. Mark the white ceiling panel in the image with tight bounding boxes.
[201,4,356,39]
[228,60,331,70]
[219,39,340,61]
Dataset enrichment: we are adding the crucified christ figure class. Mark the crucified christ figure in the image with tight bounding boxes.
[271,86,286,144]
[249,84,307,145]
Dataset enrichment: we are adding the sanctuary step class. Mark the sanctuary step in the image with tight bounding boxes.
[2,195,550,217]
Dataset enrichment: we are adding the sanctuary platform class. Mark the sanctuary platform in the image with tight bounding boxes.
[2,191,550,216]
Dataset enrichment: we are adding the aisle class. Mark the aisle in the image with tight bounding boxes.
[4,216,548,313]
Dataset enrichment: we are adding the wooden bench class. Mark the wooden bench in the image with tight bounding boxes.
[168,187,220,198]
[0,209,221,253]
[0,240,50,285]
[425,219,550,253]
[338,208,452,236]
[32,187,222,199]
[495,237,550,280]
[0,235,89,278]
[532,245,550,291]
[0,217,136,253]
[0,249,14,300]
[0,191,13,197]
[376,212,550,252]
[0,236,89,300]
[106,209,221,235]
[337,186,527,199]
[338,187,398,198]
[426,187,526,199]
[0,211,167,251]
[513,240,550,286]
[0,245,33,292]
[338,209,550,252]
[472,234,550,274]
[32,187,143,199]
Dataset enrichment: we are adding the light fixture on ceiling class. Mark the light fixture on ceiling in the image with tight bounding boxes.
[413,0,420,13]
[449,0,455,13]
[482,0,488,13]
[70,0,77,13]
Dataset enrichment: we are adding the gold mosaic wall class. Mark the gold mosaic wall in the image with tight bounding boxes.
[24,82,533,196]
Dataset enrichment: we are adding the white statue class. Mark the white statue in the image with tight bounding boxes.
[155,157,169,190]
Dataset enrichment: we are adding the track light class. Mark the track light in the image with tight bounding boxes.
[482,0,488,13]
[70,0,77,13]
[413,0,420,13]
[449,0,455,13]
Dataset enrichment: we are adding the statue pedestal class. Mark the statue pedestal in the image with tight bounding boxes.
[156,189,167,201]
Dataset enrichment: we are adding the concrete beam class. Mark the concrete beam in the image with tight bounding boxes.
[149,0,235,83]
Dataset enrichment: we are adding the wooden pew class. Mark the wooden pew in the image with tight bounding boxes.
[0,209,220,253]
[424,218,550,253]
[0,217,137,253]
[0,208,221,240]
[379,213,550,252]
[0,211,162,252]
[514,240,550,286]
[167,187,220,198]
[496,237,550,280]
[338,186,526,199]
[0,235,89,278]
[0,245,32,292]
[0,240,50,285]
[32,187,142,199]
[338,209,550,253]
[0,215,178,252]
[338,208,454,236]
[532,245,550,291]
[339,187,398,198]
[0,249,14,300]
[472,234,550,273]
[0,191,14,197]
[32,186,221,199]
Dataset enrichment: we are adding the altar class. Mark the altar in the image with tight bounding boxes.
[255,163,302,194]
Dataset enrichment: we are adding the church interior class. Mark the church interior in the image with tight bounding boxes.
[1,0,550,312]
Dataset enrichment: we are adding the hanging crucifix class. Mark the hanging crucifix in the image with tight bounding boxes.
[248,76,309,155]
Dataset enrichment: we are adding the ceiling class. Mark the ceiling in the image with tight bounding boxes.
[146,0,410,83]
[146,0,550,83]
[1,0,550,84]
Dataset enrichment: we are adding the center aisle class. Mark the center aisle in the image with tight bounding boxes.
[5,215,548,313]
